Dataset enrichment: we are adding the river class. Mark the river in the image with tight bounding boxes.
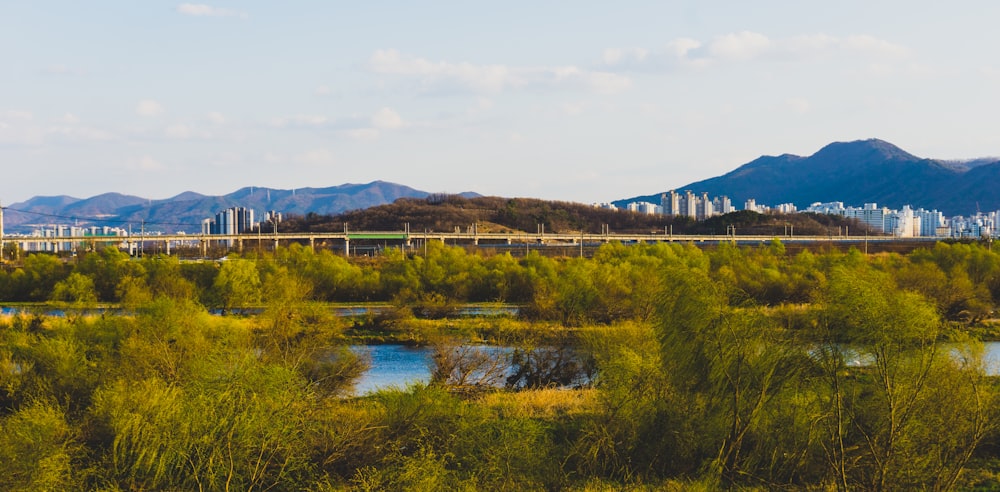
[351,342,1000,395]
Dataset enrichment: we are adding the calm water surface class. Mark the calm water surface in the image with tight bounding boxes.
[352,342,1000,395]
[351,345,434,395]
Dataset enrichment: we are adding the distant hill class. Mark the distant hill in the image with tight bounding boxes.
[615,139,1000,216]
[281,194,867,236]
[4,181,477,234]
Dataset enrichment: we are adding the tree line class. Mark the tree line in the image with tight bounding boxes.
[282,195,868,236]
[2,239,998,326]
[0,241,999,489]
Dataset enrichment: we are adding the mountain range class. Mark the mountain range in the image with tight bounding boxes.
[615,138,1000,216]
[6,139,1000,234]
[4,181,473,234]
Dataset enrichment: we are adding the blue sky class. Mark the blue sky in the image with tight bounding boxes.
[3,1,1000,204]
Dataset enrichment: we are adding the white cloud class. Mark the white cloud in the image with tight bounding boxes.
[0,122,44,145]
[0,111,116,145]
[165,124,190,139]
[340,108,407,141]
[708,31,772,60]
[260,149,336,166]
[315,85,332,96]
[3,110,34,121]
[980,65,1000,80]
[369,49,631,94]
[562,102,586,116]
[48,125,116,142]
[207,111,226,124]
[136,99,164,117]
[165,124,193,139]
[298,149,336,166]
[270,114,328,128]
[346,128,380,141]
[135,156,164,171]
[41,65,85,76]
[603,31,909,71]
[371,107,403,129]
[176,3,247,18]
[842,34,909,58]
[209,151,243,168]
[165,122,216,140]
[785,97,812,114]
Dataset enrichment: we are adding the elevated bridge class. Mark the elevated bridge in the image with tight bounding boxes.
[1,229,939,258]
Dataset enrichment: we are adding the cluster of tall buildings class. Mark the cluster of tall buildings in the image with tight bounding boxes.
[11,206,287,254]
[599,191,737,220]
[606,190,1000,239]
[201,207,282,236]
[18,225,130,253]
[803,202,947,238]
[199,207,284,247]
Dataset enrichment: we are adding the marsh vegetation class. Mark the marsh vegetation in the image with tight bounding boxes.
[1,240,999,489]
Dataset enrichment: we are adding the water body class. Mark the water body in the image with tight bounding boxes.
[351,344,435,395]
[983,342,1000,375]
[352,342,1000,395]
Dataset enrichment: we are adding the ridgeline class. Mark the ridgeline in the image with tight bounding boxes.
[280,194,870,236]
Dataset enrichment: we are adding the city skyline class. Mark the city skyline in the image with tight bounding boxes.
[4,2,1000,204]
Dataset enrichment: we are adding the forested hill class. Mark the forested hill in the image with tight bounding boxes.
[616,138,1000,215]
[281,195,868,235]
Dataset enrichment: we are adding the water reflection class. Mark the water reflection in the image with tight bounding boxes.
[350,343,590,395]
[353,342,1000,396]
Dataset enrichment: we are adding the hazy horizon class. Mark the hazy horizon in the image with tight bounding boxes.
[4,2,1000,204]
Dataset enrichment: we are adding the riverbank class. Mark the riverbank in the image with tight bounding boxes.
[7,301,1000,344]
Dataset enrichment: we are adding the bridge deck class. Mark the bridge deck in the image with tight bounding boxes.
[4,231,935,245]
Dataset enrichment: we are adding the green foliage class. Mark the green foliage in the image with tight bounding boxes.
[92,362,317,490]
[75,247,144,302]
[16,253,70,301]
[51,272,98,308]
[575,322,682,480]
[0,400,80,490]
[212,258,262,311]
[140,255,197,301]
[810,266,995,490]
[0,242,998,489]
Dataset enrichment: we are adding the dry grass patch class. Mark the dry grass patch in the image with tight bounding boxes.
[477,387,598,419]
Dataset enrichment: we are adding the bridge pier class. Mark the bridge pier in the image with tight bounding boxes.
[344,238,350,257]
[309,236,315,251]
[165,239,170,255]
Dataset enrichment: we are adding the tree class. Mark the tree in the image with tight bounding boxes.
[815,266,995,490]
[50,272,98,310]
[430,338,508,389]
[212,258,262,312]
[75,247,143,302]
[655,264,800,486]
[141,256,197,301]
[14,254,69,301]
[256,268,364,396]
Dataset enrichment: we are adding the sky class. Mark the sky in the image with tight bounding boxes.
[3,1,1000,205]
